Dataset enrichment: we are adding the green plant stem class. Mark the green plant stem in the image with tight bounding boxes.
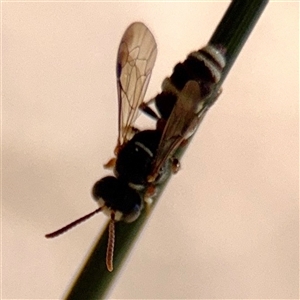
[209,0,269,82]
[64,0,269,299]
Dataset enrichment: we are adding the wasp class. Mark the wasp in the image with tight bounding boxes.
[45,22,226,272]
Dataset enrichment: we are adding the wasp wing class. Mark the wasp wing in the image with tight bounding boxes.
[116,22,157,148]
[149,80,210,182]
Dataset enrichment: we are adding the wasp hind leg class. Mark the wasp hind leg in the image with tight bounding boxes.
[139,98,160,121]
[143,184,156,215]
[171,157,180,174]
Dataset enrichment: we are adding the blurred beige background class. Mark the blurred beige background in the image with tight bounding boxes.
[2,2,298,299]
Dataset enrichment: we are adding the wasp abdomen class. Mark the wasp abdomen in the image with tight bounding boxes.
[155,44,226,120]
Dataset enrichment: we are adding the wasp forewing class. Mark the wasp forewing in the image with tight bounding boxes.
[45,22,158,272]
[148,80,205,182]
[116,22,157,149]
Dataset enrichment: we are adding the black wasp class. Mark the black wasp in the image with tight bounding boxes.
[46,22,226,271]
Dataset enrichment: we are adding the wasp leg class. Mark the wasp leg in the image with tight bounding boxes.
[209,87,223,106]
[171,157,180,174]
[143,184,156,214]
[103,158,116,169]
[217,87,223,97]
[131,126,140,134]
[113,127,140,155]
[139,98,160,120]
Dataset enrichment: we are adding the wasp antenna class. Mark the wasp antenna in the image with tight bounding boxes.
[45,207,103,238]
[106,213,116,272]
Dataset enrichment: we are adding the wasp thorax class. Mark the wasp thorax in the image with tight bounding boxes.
[115,130,162,185]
